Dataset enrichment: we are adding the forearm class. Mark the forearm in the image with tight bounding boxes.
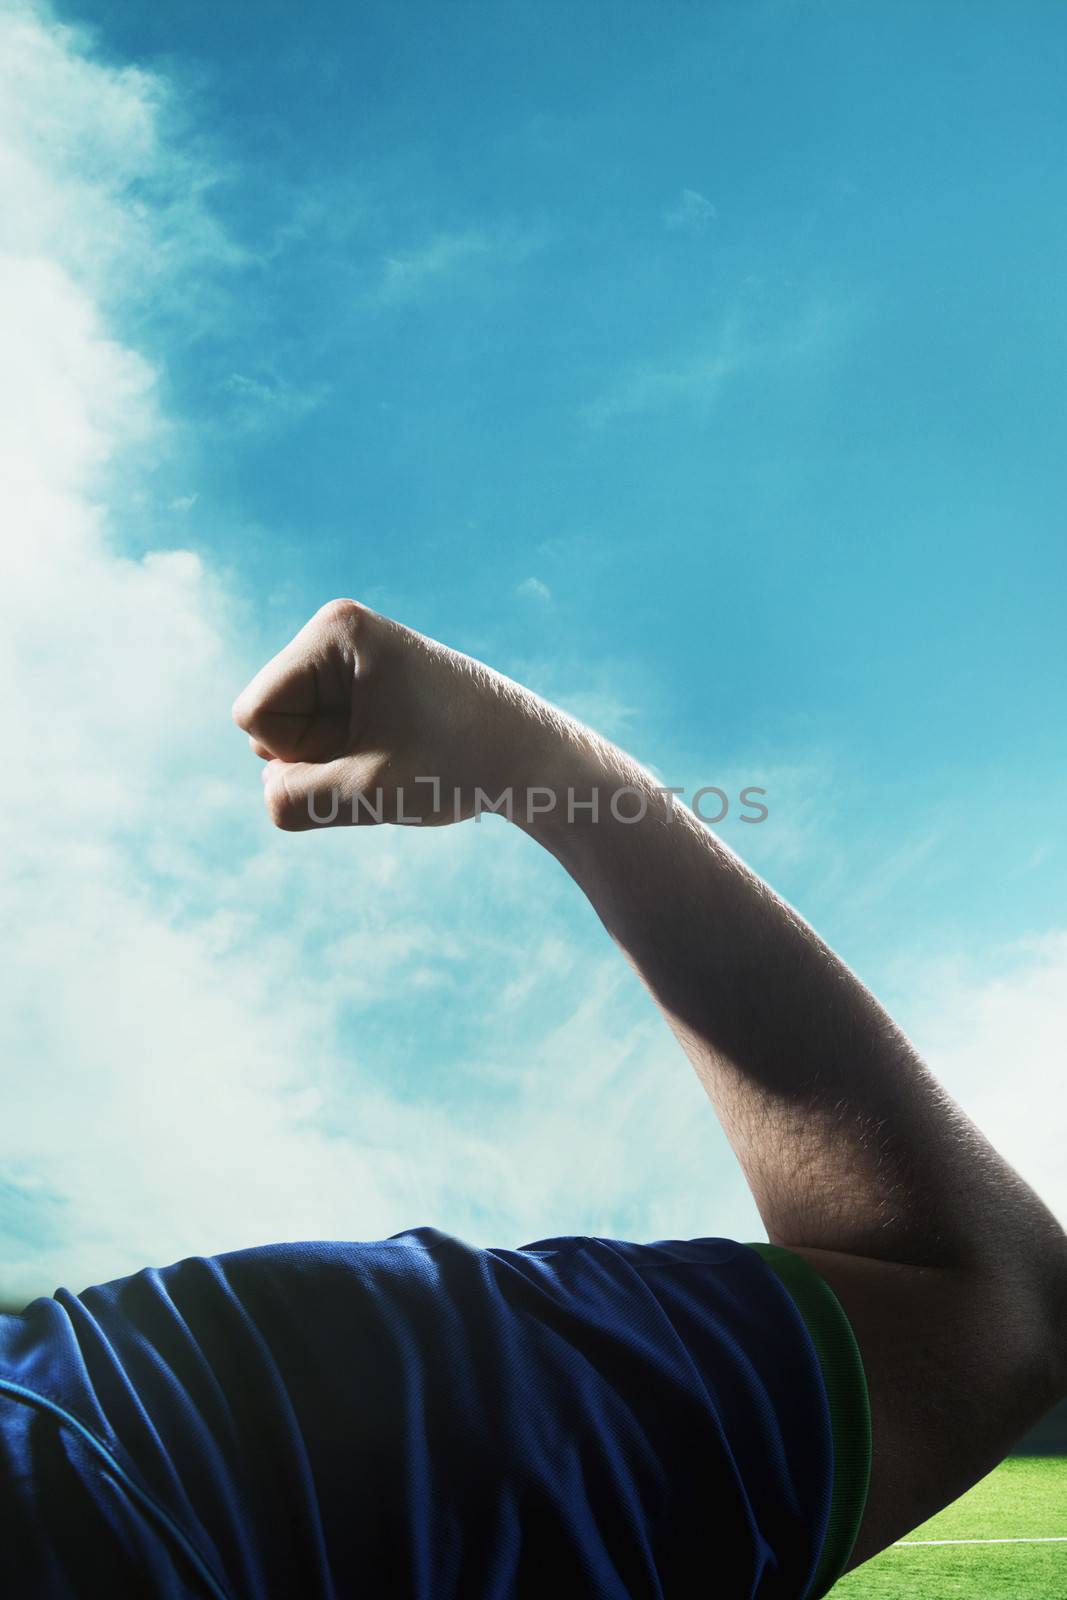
[509,723,1067,1283]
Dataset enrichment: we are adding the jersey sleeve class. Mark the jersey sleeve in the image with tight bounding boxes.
[742,1242,872,1597]
[0,1228,870,1599]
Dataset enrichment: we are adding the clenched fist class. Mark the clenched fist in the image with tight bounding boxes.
[231,599,591,832]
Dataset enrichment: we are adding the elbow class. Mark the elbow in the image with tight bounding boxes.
[1037,1232,1067,1404]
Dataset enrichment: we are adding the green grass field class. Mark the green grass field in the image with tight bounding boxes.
[831,1457,1067,1598]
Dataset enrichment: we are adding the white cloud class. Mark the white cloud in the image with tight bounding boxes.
[581,296,857,428]
[516,575,552,604]
[581,306,747,428]
[376,222,547,304]
[663,187,718,234]
[382,230,492,295]
[0,1,246,313]
[895,931,1067,1231]
[0,5,398,1303]
[257,181,372,262]
[0,6,755,1309]
[221,370,330,432]
[583,347,738,429]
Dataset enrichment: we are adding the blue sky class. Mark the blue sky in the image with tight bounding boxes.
[2,0,1066,1302]
[97,0,1067,941]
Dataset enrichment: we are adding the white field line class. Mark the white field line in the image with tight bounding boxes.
[893,1536,1067,1546]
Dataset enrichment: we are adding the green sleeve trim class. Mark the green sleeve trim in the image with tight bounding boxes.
[742,1242,872,1600]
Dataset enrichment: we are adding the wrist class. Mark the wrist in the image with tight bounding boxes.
[503,707,672,848]
[446,654,673,843]
[477,681,602,830]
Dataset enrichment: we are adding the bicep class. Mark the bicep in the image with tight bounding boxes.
[780,1245,1057,1575]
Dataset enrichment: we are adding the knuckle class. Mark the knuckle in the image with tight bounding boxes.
[231,691,256,730]
[317,597,366,633]
[265,779,304,832]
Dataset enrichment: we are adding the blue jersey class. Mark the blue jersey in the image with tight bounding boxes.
[0,1229,870,1598]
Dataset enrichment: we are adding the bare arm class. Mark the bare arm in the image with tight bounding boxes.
[512,741,1065,1282]
[234,598,1067,1571]
[508,732,1067,1569]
